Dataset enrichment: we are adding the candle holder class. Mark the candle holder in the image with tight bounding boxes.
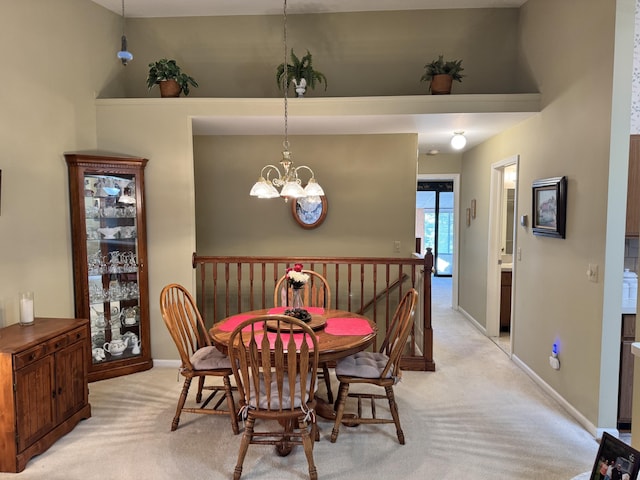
[19,292,34,326]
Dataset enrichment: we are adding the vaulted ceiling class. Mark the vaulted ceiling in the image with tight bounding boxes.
[91,0,535,154]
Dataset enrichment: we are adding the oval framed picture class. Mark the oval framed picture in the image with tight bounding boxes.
[291,195,328,229]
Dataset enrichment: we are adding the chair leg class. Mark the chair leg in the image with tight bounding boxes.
[234,416,255,480]
[321,363,333,404]
[172,377,192,431]
[299,418,318,480]
[330,382,350,443]
[385,385,405,445]
[196,376,205,403]
[223,375,239,434]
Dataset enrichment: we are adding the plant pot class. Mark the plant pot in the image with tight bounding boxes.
[158,79,181,98]
[293,78,307,97]
[430,74,453,95]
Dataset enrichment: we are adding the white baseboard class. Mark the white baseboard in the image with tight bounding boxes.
[458,309,614,440]
[457,306,487,335]
[153,359,181,368]
[510,355,614,439]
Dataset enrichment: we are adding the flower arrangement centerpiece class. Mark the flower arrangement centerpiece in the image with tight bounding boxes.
[285,263,310,318]
[286,263,309,289]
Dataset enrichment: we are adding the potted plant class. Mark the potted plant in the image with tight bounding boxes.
[146,58,199,97]
[276,49,327,97]
[420,55,464,95]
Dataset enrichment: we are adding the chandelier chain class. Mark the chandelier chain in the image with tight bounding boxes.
[283,0,289,149]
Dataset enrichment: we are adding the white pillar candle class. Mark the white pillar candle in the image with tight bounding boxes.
[19,292,34,325]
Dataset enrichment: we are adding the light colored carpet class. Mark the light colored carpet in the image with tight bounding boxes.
[3,278,600,479]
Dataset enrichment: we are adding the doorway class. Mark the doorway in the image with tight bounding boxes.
[416,174,460,308]
[486,156,519,354]
[417,181,454,276]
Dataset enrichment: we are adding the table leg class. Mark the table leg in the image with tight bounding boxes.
[315,396,359,426]
[275,419,294,456]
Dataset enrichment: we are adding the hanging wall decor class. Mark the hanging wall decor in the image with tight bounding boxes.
[531,176,567,238]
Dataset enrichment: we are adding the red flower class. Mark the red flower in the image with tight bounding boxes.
[293,263,303,272]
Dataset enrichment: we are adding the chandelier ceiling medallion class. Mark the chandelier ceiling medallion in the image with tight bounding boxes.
[116,0,133,66]
[249,0,325,202]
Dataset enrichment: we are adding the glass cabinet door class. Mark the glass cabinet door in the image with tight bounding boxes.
[84,173,141,364]
[66,153,152,382]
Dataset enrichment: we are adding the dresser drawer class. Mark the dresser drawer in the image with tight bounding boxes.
[14,344,49,370]
[15,326,88,370]
[65,326,87,346]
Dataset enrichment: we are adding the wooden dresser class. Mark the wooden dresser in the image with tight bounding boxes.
[0,318,91,472]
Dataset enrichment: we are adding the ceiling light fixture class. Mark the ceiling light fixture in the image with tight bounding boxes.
[249,0,324,201]
[116,0,133,66]
[450,131,467,150]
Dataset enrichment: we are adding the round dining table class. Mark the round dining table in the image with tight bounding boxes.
[209,307,378,420]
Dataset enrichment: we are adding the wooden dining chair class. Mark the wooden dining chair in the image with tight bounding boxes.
[159,283,239,434]
[228,315,319,480]
[274,269,334,403]
[330,288,418,445]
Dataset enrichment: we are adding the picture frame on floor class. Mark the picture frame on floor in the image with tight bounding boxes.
[532,175,567,238]
[589,432,640,480]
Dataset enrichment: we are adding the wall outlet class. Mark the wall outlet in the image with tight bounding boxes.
[393,240,401,253]
[549,355,560,370]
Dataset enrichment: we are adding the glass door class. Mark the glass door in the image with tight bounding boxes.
[417,181,454,276]
[84,173,141,364]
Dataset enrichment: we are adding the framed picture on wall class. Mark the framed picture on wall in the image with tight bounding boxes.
[532,176,567,238]
[291,195,328,229]
[589,432,640,480]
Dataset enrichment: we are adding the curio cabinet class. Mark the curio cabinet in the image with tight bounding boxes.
[65,152,153,382]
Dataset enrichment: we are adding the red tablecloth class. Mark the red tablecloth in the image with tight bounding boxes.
[324,317,374,336]
[217,314,256,332]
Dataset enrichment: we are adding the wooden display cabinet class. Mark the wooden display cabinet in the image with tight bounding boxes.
[0,318,91,472]
[626,135,640,236]
[618,314,636,430]
[65,153,153,382]
[500,270,512,332]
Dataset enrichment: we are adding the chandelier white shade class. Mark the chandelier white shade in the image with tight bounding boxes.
[249,0,325,200]
[249,146,325,199]
[451,131,467,150]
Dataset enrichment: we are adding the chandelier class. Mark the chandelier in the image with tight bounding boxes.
[249,0,325,201]
[116,0,133,66]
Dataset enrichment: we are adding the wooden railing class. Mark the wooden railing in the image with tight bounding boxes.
[192,251,434,371]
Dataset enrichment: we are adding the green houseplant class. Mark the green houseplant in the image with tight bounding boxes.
[276,49,327,97]
[420,55,464,94]
[146,59,199,97]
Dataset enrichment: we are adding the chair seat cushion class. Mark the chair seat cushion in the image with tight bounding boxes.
[249,374,315,410]
[189,346,231,370]
[336,351,391,378]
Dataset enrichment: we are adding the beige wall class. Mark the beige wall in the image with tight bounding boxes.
[116,9,525,98]
[0,0,121,326]
[458,0,632,430]
[194,134,418,257]
[418,153,462,175]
